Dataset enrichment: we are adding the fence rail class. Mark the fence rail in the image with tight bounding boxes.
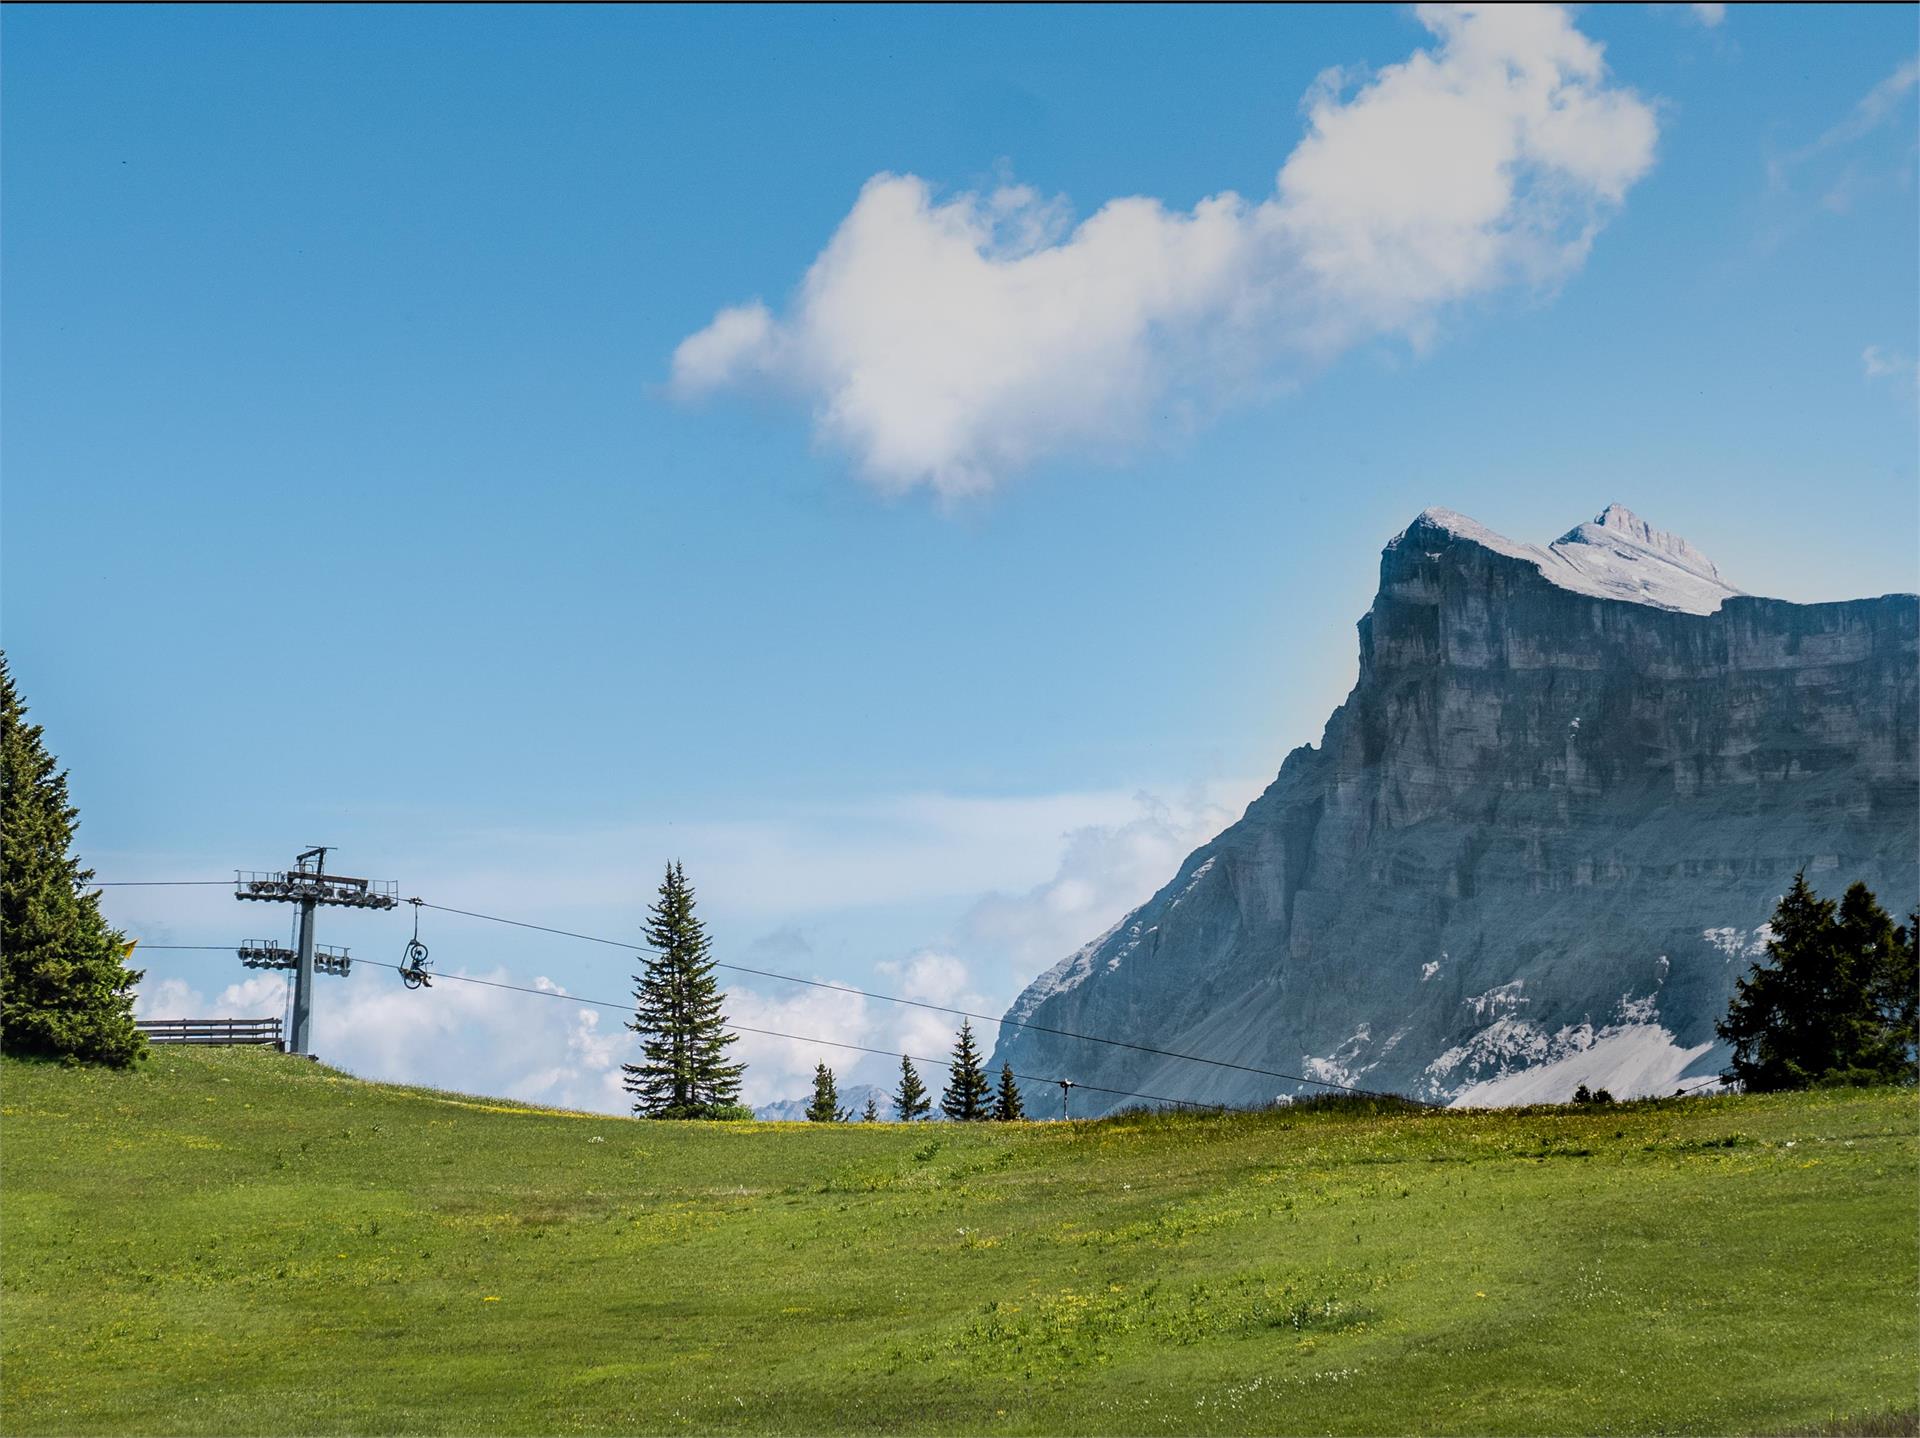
[138,1017,284,1049]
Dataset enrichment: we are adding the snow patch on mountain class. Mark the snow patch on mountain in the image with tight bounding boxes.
[1427,989,1711,1105]
[1004,915,1128,1023]
[1167,857,1217,910]
[1410,504,1746,615]
[1465,980,1528,1022]
[1703,924,1773,963]
[1302,1024,1374,1089]
[1449,1025,1715,1107]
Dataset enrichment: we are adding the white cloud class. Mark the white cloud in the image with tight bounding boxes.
[1768,56,1919,201]
[133,963,634,1113]
[959,782,1260,981]
[876,949,972,1007]
[1688,3,1726,27]
[1863,345,1920,399]
[116,780,1263,1113]
[133,976,218,1020]
[1809,57,1919,158]
[672,3,1658,498]
[727,981,875,1107]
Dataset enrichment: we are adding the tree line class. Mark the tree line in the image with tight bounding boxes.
[3,652,1912,1110]
[621,863,1033,1121]
[803,1020,1029,1122]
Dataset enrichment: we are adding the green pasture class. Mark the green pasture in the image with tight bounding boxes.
[1,1048,1913,1434]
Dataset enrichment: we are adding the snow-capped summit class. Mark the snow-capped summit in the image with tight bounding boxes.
[1406,505,1745,615]
[990,508,1916,1114]
[1567,504,1726,582]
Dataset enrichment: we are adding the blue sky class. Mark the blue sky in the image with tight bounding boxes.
[5,4,1915,1110]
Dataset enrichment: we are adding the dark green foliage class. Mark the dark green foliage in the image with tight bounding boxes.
[941,1020,991,1121]
[894,1053,931,1121]
[0,655,144,1067]
[1717,874,1918,1092]
[805,1063,845,1123]
[1572,1085,1614,1106]
[622,862,745,1118]
[861,1094,879,1123]
[993,1062,1026,1121]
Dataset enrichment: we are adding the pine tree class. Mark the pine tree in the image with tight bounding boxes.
[861,1094,880,1123]
[1718,874,1918,1091]
[1879,911,1920,1066]
[805,1062,843,1122]
[0,655,144,1066]
[893,1053,931,1121]
[1719,874,1836,1090]
[940,1019,991,1121]
[622,862,745,1118]
[993,1061,1026,1121]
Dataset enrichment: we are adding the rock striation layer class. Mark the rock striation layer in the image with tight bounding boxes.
[989,507,1919,1113]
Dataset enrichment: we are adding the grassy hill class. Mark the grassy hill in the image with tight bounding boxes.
[2,1049,1914,1436]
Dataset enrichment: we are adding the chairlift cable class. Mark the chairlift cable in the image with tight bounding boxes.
[100,882,1431,1105]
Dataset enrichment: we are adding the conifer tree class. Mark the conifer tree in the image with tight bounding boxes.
[861,1093,880,1123]
[1719,874,1838,1091]
[940,1019,991,1121]
[993,1061,1026,1121]
[805,1062,843,1122]
[1718,874,1919,1090]
[0,655,144,1066]
[1880,911,1920,1065]
[623,862,745,1118]
[894,1053,931,1121]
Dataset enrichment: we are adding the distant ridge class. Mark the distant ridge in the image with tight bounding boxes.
[754,1081,892,1122]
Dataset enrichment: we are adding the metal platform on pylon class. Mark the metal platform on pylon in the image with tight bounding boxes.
[237,941,351,975]
[234,870,398,908]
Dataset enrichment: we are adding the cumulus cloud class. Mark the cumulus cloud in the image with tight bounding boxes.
[672,3,1658,498]
[135,966,633,1114]
[727,981,874,1107]
[959,782,1259,981]
[134,976,229,1021]
[116,782,1262,1112]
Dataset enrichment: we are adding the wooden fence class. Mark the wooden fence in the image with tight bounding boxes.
[137,1017,284,1049]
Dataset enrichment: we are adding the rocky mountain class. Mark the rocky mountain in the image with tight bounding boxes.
[753,1082,892,1122]
[988,505,1919,1112]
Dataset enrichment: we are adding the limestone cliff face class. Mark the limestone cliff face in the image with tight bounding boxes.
[989,507,1920,1112]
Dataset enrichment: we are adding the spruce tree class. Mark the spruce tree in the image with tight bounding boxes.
[622,862,745,1118]
[805,1062,843,1122]
[993,1061,1026,1121]
[1879,911,1920,1067]
[0,655,144,1066]
[940,1019,991,1121]
[1719,874,1837,1091]
[894,1053,931,1121]
[1718,874,1918,1091]
[861,1093,880,1123]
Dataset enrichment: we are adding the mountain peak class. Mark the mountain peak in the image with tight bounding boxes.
[1401,504,1743,615]
[1562,504,1726,584]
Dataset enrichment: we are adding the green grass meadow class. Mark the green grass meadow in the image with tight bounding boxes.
[1,1047,1915,1435]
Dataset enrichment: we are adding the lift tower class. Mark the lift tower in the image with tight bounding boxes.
[234,848,397,1055]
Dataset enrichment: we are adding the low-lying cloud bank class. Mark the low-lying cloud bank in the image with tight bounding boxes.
[672,4,1658,498]
[126,783,1258,1113]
